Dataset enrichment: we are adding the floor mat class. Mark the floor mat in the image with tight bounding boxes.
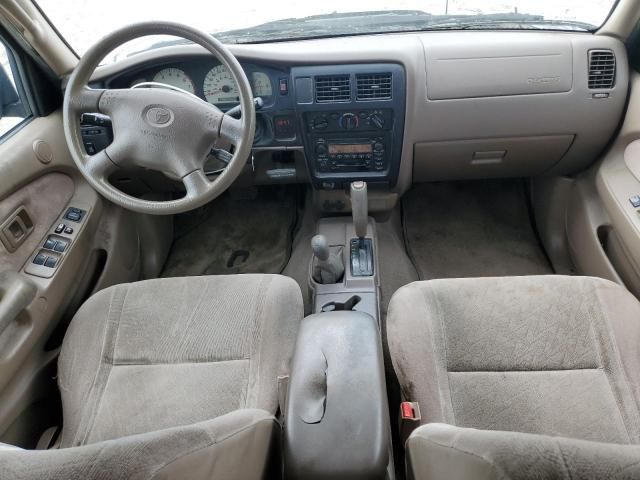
[162,187,297,277]
[402,180,553,280]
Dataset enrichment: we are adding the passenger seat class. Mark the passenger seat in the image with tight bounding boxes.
[387,276,640,479]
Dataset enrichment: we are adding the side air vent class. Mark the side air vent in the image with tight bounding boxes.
[315,75,351,103]
[588,50,616,89]
[356,73,392,100]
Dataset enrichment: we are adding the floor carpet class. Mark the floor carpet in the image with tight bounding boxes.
[402,180,553,280]
[162,187,297,277]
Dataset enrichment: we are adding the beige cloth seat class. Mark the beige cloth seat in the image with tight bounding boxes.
[387,275,640,479]
[0,274,303,479]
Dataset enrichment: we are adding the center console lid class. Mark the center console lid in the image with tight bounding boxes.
[284,311,390,479]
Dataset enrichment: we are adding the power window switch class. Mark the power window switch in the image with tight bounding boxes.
[33,253,46,265]
[44,257,57,268]
[65,207,85,223]
[53,241,67,253]
[630,195,640,208]
[43,238,56,250]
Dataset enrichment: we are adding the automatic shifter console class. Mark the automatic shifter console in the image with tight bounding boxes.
[350,181,374,277]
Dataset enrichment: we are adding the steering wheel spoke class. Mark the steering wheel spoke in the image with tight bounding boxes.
[183,169,211,199]
[84,149,118,180]
[219,114,243,145]
[72,87,106,114]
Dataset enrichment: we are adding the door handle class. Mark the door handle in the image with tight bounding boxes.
[0,207,34,253]
[0,271,36,335]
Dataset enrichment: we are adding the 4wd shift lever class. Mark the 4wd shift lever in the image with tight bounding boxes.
[311,234,344,284]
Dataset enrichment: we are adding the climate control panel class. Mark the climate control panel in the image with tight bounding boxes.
[306,109,392,133]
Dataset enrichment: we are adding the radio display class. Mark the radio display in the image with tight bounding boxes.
[328,143,372,154]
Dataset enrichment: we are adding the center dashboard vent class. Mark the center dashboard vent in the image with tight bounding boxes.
[588,50,616,89]
[315,75,351,103]
[356,73,392,100]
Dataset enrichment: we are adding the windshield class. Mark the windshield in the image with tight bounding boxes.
[36,0,617,65]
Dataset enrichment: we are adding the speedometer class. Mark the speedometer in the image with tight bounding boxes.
[152,68,195,94]
[203,65,239,105]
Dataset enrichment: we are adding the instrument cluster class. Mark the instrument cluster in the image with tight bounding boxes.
[121,61,275,108]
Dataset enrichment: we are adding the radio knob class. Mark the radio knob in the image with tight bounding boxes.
[369,113,385,129]
[339,113,359,130]
[373,142,384,152]
[315,143,328,156]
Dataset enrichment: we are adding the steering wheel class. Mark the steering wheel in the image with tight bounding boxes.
[63,22,255,215]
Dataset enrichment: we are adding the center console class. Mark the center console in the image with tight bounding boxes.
[291,64,406,188]
[282,181,394,479]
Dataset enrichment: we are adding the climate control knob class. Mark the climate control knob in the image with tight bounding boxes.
[369,113,385,129]
[339,113,359,130]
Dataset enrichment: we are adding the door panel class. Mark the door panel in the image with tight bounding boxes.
[0,112,102,445]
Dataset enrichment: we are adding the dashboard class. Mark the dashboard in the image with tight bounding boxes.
[85,31,628,195]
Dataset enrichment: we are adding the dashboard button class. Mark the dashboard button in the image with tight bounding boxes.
[279,78,289,95]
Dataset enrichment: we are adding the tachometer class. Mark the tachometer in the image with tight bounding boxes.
[152,68,195,94]
[203,65,239,105]
[251,72,272,97]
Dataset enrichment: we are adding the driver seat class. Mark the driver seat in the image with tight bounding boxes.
[0,274,303,479]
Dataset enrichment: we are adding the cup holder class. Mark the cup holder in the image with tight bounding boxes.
[320,295,361,313]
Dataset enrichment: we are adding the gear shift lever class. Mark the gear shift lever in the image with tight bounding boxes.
[349,181,374,277]
[350,181,368,239]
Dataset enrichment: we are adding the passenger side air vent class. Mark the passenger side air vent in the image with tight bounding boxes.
[356,73,392,100]
[315,75,351,103]
[588,50,616,89]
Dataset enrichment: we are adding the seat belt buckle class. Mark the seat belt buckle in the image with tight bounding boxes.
[399,401,421,445]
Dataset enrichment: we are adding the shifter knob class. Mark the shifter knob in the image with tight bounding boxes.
[311,235,330,261]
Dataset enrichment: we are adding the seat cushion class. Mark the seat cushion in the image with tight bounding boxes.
[387,276,640,443]
[58,274,303,447]
[1,409,279,480]
[406,423,640,480]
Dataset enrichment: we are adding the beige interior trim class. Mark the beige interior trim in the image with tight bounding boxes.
[598,0,640,41]
[0,0,76,75]
[594,71,640,295]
